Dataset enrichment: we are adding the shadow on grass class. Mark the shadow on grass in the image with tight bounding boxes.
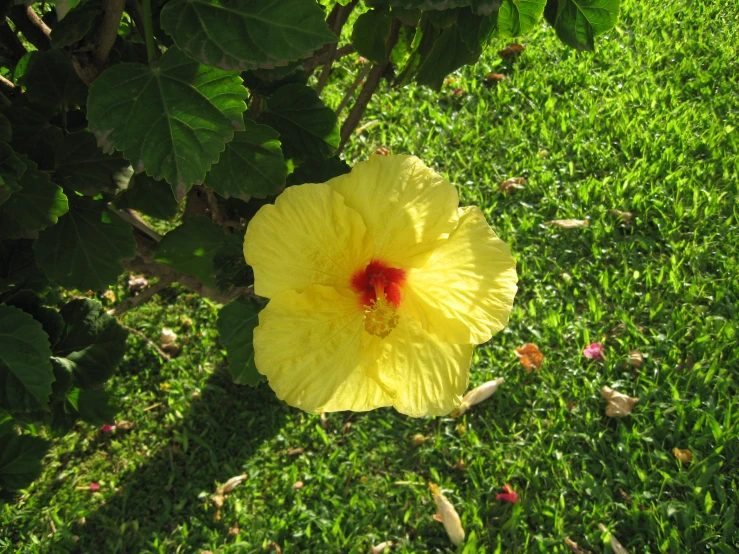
[57,370,287,553]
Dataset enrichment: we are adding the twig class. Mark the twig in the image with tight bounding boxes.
[108,275,175,317]
[304,44,355,73]
[315,0,358,95]
[122,325,171,361]
[337,19,400,153]
[95,0,126,67]
[205,187,226,226]
[143,402,163,412]
[336,62,372,117]
[0,75,17,99]
[8,5,51,51]
[110,206,162,242]
[0,22,27,65]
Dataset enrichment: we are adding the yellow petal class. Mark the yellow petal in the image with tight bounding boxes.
[367,313,473,417]
[326,155,459,268]
[253,285,392,413]
[244,184,374,298]
[403,206,518,344]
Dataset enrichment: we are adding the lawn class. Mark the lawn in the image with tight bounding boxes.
[2,0,738,552]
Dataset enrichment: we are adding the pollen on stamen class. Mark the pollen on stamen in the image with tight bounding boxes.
[364,296,399,338]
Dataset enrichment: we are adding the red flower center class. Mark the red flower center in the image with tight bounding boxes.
[351,260,406,307]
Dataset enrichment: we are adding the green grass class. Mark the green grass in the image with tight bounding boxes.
[3,0,739,551]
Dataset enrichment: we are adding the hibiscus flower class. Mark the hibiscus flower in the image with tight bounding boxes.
[243,155,518,416]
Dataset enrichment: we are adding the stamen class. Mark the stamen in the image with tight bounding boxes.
[364,295,399,338]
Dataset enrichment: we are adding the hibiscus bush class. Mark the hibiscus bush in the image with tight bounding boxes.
[0,0,619,493]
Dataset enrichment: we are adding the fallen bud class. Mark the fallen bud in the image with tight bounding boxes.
[628,350,644,368]
[499,177,526,194]
[547,219,589,228]
[515,343,544,372]
[370,541,393,554]
[601,386,639,417]
[411,434,427,447]
[672,447,693,464]
[160,328,177,345]
[452,378,505,417]
[429,483,465,546]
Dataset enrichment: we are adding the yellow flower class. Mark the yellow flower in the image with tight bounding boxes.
[243,155,518,417]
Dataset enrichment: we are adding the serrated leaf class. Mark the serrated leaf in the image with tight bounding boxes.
[115,173,179,220]
[0,114,11,143]
[51,0,102,48]
[388,0,471,8]
[0,304,54,413]
[416,24,480,89]
[204,119,286,200]
[52,299,129,389]
[20,50,87,112]
[217,296,264,386]
[352,10,393,64]
[154,215,224,288]
[0,142,26,205]
[212,234,253,293]
[0,239,48,295]
[55,131,133,196]
[87,46,248,201]
[0,155,69,240]
[286,156,350,187]
[4,291,65,348]
[160,0,336,71]
[55,0,83,20]
[457,8,497,52]
[77,388,118,426]
[552,0,619,50]
[0,430,50,491]
[258,84,338,160]
[34,196,136,291]
[1,107,64,171]
[498,0,546,37]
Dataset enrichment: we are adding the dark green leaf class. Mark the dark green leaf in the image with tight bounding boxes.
[0,431,50,491]
[87,46,248,201]
[352,10,393,64]
[498,0,546,36]
[217,296,264,386]
[388,0,471,8]
[55,0,84,20]
[20,50,87,112]
[54,131,132,196]
[258,84,339,160]
[77,388,118,426]
[458,8,496,51]
[115,173,179,220]
[4,291,64,348]
[0,156,69,240]
[51,0,102,48]
[0,142,26,205]
[0,114,10,143]
[52,299,128,389]
[416,24,480,89]
[213,234,253,293]
[204,119,287,200]
[551,0,619,50]
[0,304,54,413]
[34,196,136,291]
[0,239,48,296]
[286,156,350,187]
[50,358,74,397]
[1,107,64,171]
[154,215,224,288]
[160,0,336,71]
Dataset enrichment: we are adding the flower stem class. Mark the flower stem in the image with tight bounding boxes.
[141,0,156,65]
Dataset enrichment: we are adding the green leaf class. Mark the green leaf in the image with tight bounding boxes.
[160,0,337,71]
[87,46,248,201]
[352,10,393,64]
[212,234,253,293]
[115,173,179,220]
[51,0,102,48]
[4,291,65,348]
[0,304,54,413]
[258,84,339,160]
[498,0,546,37]
[34,196,136,291]
[52,299,129,389]
[217,296,264,386]
[55,131,133,196]
[0,156,69,240]
[0,114,11,143]
[0,430,50,491]
[55,0,83,20]
[416,24,481,89]
[154,215,225,288]
[204,119,287,200]
[458,8,497,52]
[77,388,118,426]
[551,0,619,50]
[20,50,87,113]
[388,0,471,8]
[0,142,26,205]
[1,107,64,171]
[286,156,350,187]
[0,239,48,295]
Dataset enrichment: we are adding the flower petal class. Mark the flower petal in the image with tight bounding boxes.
[404,206,517,344]
[327,155,459,268]
[244,184,374,298]
[368,313,473,417]
[253,285,393,413]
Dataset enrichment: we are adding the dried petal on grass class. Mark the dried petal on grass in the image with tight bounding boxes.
[598,524,631,554]
[455,459,467,471]
[429,483,465,546]
[292,481,304,490]
[499,177,526,194]
[320,412,328,429]
[499,43,525,57]
[373,146,391,156]
[486,73,505,82]
[628,350,644,368]
[218,474,247,495]
[515,343,544,372]
[228,524,239,536]
[411,434,427,447]
[160,328,177,345]
[266,542,282,554]
[103,290,116,303]
[601,386,639,418]
[100,424,116,433]
[287,447,304,456]
[128,274,148,292]
[609,209,634,222]
[342,422,352,434]
[547,219,589,228]
[116,420,135,431]
[583,343,605,360]
[564,537,593,554]
[673,448,693,464]
[452,378,504,417]
[496,483,518,504]
[370,541,394,554]
[89,482,100,491]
